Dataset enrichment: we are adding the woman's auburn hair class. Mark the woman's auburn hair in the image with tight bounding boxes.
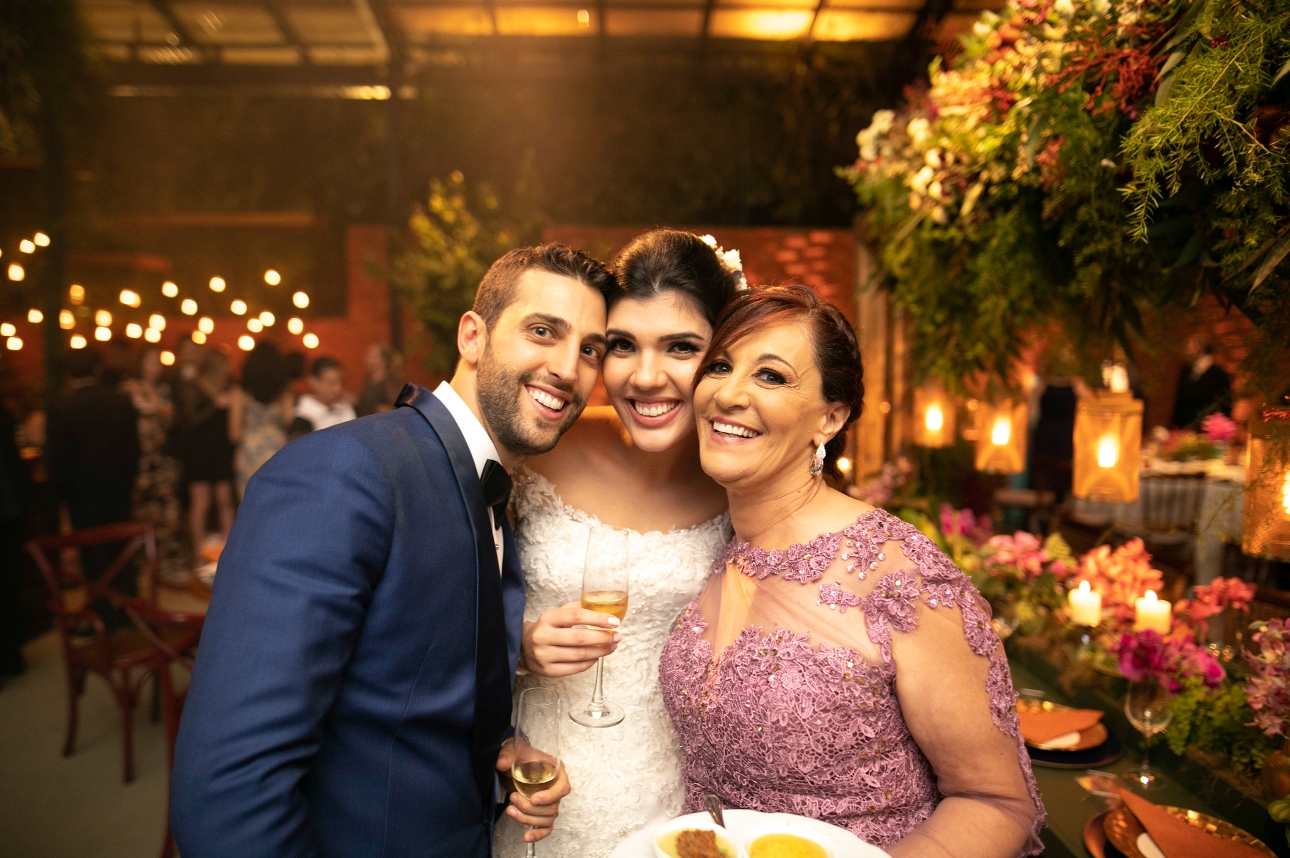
[699,284,864,479]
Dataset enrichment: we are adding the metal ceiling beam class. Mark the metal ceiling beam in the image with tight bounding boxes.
[805,0,828,41]
[700,0,717,38]
[352,0,393,64]
[147,0,198,48]
[262,0,311,63]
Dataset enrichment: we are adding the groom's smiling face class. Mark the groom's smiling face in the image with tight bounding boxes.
[475,268,608,457]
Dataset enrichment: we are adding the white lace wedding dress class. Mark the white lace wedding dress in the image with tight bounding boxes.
[494,467,731,858]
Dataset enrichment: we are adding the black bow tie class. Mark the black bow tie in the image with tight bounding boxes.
[480,459,512,525]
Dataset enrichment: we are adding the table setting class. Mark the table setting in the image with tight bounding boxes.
[609,806,890,858]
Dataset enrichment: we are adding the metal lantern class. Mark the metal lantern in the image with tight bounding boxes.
[974,399,1028,474]
[1072,391,1143,503]
[913,386,956,448]
[1244,408,1290,561]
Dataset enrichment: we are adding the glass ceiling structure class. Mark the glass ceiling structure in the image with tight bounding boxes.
[80,0,1002,68]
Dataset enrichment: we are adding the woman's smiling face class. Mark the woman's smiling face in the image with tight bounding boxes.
[603,292,713,453]
[694,319,847,491]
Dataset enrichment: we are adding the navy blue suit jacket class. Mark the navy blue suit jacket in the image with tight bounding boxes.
[170,386,525,858]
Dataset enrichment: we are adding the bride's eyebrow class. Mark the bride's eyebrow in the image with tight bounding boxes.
[606,328,635,340]
[660,332,703,343]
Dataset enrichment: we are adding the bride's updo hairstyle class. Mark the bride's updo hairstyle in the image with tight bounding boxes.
[611,229,741,326]
[703,284,864,479]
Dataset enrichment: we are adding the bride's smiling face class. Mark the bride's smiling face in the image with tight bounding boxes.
[603,292,713,453]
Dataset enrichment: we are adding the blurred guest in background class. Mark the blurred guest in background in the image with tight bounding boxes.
[180,350,236,563]
[291,356,356,436]
[123,347,186,576]
[1172,335,1231,429]
[356,343,403,416]
[230,341,292,499]
[47,349,141,603]
[0,396,33,677]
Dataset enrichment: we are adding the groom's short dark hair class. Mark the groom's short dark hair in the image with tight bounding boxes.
[473,244,616,330]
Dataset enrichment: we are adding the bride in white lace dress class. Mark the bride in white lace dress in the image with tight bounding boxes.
[494,230,741,857]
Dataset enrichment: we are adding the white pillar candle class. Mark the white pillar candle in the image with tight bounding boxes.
[1133,590,1172,634]
[1068,580,1102,627]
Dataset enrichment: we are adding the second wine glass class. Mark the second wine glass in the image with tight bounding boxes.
[512,687,562,858]
[570,525,630,728]
[1124,677,1173,789]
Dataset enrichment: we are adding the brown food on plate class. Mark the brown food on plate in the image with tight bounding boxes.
[676,829,723,858]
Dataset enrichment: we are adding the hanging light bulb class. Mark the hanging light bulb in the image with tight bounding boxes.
[126,323,143,339]
[68,284,84,304]
[210,277,226,292]
[144,327,162,343]
[59,310,75,330]
[94,326,112,342]
[237,335,255,351]
[231,300,247,315]
[95,309,113,327]
[292,291,309,309]
[0,323,14,337]
[302,332,319,349]
[264,269,281,286]
[19,239,35,254]
[119,289,141,308]
[149,314,166,331]
[27,309,42,324]
[33,232,49,247]
[160,350,176,366]
[162,281,179,298]
[6,337,21,351]
[191,330,207,345]
[259,311,275,326]
[70,334,87,349]
[287,317,304,335]
[7,264,24,281]
[180,299,198,315]
[198,317,214,334]
[247,318,263,333]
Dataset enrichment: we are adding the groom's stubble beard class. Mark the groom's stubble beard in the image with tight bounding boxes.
[476,337,585,458]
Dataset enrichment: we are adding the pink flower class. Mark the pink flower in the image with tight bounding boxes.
[1244,620,1290,737]
[1202,413,1238,444]
[1116,630,1225,691]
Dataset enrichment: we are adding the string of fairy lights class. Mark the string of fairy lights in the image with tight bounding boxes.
[3,232,322,365]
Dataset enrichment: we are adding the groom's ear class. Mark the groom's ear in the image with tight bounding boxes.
[457,311,488,368]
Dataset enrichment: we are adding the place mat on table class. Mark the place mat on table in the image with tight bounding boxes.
[1117,789,1270,858]
[1017,706,1103,745]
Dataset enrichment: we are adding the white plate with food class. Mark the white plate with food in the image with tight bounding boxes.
[609,809,889,858]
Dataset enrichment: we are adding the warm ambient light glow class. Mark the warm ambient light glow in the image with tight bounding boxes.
[149,314,165,331]
[0,323,13,337]
[70,335,87,349]
[27,309,42,324]
[94,326,112,342]
[209,277,226,292]
[190,330,206,344]
[247,319,263,333]
[95,310,112,326]
[119,289,141,308]
[7,263,23,281]
[292,291,309,309]
[259,311,275,326]
[126,323,143,339]
[59,310,74,330]
[237,335,255,351]
[160,350,175,366]
[264,269,281,286]
[925,403,944,432]
[302,332,319,349]
[33,232,49,247]
[990,415,1012,446]
[836,456,852,475]
[181,299,198,315]
[231,300,247,315]
[162,281,179,298]
[69,284,84,304]
[577,9,590,25]
[1096,434,1119,469]
[1283,470,1290,517]
[5,337,21,351]
[144,327,162,343]
[287,317,304,335]
[198,317,214,334]
[19,239,35,254]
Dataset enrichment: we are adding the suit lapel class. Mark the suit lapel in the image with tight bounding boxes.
[395,383,513,813]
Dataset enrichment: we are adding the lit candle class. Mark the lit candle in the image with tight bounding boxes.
[1096,434,1119,469]
[925,403,944,433]
[1068,580,1102,627]
[991,415,1012,446]
[1133,590,1172,634]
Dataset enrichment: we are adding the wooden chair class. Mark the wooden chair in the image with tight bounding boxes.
[23,521,174,783]
[123,599,204,858]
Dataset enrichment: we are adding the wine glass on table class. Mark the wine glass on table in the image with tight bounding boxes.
[1124,677,1173,789]
[512,687,562,858]
[570,525,629,728]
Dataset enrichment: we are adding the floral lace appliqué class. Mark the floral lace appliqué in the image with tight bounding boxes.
[723,530,843,583]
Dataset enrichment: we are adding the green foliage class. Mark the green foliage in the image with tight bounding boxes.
[389,169,543,374]
[1164,675,1281,774]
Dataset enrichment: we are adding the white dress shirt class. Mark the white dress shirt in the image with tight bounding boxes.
[434,381,505,569]
[295,394,358,431]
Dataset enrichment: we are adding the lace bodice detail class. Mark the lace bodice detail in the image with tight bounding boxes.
[658,509,1044,857]
[494,467,732,858]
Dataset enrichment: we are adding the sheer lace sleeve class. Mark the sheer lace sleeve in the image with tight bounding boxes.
[869,535,1045,858]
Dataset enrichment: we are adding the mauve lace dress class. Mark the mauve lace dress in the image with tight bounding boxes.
[659,509,1045,857]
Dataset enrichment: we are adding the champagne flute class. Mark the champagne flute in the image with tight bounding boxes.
[570,525,629,728]
[1124,677,1173,789]
[512,687,562,858]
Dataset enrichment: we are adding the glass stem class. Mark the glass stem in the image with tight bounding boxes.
[1141,731,1151,779]
[525,827,536,858]
[589,657,606,707]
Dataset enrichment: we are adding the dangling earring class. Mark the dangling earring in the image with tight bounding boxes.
[809,441,826,477]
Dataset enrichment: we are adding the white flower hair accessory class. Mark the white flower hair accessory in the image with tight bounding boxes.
[700,234,750,291]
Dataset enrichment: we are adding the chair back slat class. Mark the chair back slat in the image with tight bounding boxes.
[24,522,158,606]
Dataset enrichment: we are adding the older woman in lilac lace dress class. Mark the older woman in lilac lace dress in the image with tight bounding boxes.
[658,285,1044,858]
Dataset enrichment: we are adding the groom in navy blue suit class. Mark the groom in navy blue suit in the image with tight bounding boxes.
[170,245,616,858]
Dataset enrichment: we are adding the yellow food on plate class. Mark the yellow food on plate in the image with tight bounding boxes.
[656,828,736,858]
[748,832,829,858]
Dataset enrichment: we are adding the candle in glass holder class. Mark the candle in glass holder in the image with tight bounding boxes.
[1133,590,1171,634]
[1068,581,1102,627]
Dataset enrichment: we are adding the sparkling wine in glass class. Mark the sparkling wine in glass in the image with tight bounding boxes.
[512,687,562,857]
[1124,677,1173,789]
[571,525,629,728]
